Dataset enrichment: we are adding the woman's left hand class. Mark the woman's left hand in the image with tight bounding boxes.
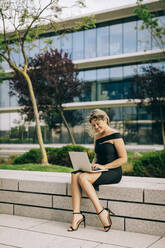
[91,163,105,170]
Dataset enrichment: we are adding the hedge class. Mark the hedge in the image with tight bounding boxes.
[13,145,95,168]
[132,149,165,178]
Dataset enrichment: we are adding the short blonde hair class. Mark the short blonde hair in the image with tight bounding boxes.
[88,109,110,126]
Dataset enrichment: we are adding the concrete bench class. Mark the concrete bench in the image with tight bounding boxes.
[0,169,165,236]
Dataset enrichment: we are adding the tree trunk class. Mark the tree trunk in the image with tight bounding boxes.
[160,104,165,150]
[58,108,76,145]
[22,71,49,164]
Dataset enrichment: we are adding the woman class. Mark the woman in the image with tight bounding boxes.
[68,109,127,232]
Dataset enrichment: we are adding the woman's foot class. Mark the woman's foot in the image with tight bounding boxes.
[97,208,112,232]
[68,212,86,231]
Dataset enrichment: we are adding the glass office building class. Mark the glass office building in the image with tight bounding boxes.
[0,0,165,145]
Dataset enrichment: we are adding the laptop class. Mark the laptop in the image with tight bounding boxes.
[69,151,108,173]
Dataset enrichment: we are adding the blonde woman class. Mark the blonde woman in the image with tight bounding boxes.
[68,109,127,232]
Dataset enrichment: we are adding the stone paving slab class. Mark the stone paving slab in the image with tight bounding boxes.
[149,238,165,248]
[30,221,160,248]
[0,215,162,248]
[0,214,48,229]
[0,226,99,248]
[0,214,163,248]
[0,245,16,248]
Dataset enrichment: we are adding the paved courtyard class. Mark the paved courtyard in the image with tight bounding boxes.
[0,214,164,248]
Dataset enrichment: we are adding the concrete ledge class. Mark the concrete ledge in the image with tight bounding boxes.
[0,170,165,236]
[126,218,165,237]
[0,203,13,215]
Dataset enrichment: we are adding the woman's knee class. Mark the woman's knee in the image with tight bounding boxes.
[78,173,88,185]
[71,172,81,183]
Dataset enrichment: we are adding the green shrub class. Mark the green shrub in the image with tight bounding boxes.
[13,145,95,168]
[13,149,42,164]
[48,145,94,167]
[132,149,165,177]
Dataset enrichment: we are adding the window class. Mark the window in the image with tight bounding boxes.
[123,65,137,99]
[51,35,61,51]
[0,81,10,107]
[29,39,40,58]
[10,44,20,66]
[109,66,123,99]
[137,20,151,51]
[97,68,110,100]
[73,31,84,60]
[110,23,122,55]
[82,70,97,101]
[97,26,109,57]
[39,37,52,52]
[61,33,73,58]
[152,15,165,50]
[123,21,137,53]
[84,29,96,58]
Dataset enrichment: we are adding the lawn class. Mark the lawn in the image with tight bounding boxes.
[0,163,73,173]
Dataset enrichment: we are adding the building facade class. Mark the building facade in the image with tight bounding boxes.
[0,0,165,145]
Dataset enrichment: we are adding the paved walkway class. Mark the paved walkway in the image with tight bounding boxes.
[0,214,164,248]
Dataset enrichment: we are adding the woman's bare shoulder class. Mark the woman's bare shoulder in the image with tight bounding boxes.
[110,128,119,134]
[94,133,100,141]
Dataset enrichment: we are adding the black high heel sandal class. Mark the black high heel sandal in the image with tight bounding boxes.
[68,212,86,232]
[97,207,115,232]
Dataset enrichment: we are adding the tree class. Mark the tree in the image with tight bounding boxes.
[130,65,165,149]
[134,0,165,51]
[0,0,95,164]
[9,49,82,145]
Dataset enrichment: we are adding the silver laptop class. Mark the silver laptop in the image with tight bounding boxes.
[69,151,108,173]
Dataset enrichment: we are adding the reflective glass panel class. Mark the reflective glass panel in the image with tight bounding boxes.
[152,16,165,50]
[97,68,110,101]
[73,31,84,60]
[1,60,10,71]
[123,65,137,77]
[81,70,96,101]
[110,23,122,55]
[39,37,52,52]
[77,71,84,81]
[84,69,97,82]
[10,44,20,66]
[29,39,40,58]
[0,113,10,132]
[137,63,151,74]
[78,71,84,81]
[97,68,109,80]
[51,35,61,51]
[152,61,165,71]
[123,65,137,99]
[123,21,137,53]
[61,33,73,58]
[100,81,123,100]
[97,26,109,57]
[137,20,151,51]
[109,66,123,99]
[0,80,9,107]
[110,66,123,80]
[84,29,96,58]
[19,42,30,67]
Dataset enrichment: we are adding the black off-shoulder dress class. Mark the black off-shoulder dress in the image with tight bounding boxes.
[92,132,122,190]
[72,132,122,191]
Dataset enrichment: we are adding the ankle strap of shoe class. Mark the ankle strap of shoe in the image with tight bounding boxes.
[97,208,104,215]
